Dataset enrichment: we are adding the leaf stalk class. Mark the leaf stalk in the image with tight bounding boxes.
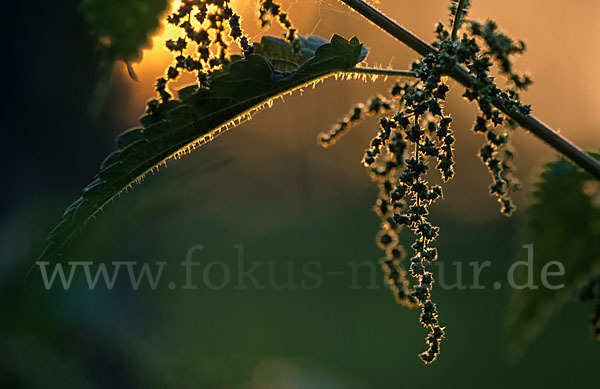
[348,67,417,77]
[451,0,468,40]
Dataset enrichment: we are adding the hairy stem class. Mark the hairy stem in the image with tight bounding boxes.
[451,0,468,40]
[338,0,600,180]
[348,67,417,77]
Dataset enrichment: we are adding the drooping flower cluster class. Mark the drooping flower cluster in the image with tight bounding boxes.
[259,0,297,43]
[319,1,534,363]
[435,19,532,215]
[469,20,532,90]
[150,0,296,114]
[152,0,254,105]
[322,53,457,363]
[318,96,394,148]
[375,59,456,364]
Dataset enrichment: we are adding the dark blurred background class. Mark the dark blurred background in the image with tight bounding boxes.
[1,0,599,387]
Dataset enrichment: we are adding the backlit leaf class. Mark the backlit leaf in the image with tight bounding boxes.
[34,35,368,269]
[506,152,600,356]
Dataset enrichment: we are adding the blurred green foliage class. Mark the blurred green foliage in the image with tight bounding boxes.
[82,0,169,64]
[507,152,600,356]
[4,157,599,387]
[81,0,169,111]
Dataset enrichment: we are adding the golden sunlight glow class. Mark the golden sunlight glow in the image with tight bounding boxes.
[125,0,260,105]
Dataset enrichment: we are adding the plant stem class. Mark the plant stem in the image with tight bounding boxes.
[348,67,417,78]
[451,0,468,40]
[338,0,600,180]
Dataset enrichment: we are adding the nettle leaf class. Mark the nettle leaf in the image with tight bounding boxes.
[36,34,367,266]
[82,0,169,64]
[506,152,600,356]
[254,35,346,70]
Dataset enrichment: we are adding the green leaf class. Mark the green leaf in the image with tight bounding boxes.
[34,34,368,268]
[506,152,600,356]
[254,35,367,71]
[82,0,169,64]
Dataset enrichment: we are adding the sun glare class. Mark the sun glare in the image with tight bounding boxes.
[126,0,256,105]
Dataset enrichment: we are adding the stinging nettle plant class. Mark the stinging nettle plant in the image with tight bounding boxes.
[35,0,600,363]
